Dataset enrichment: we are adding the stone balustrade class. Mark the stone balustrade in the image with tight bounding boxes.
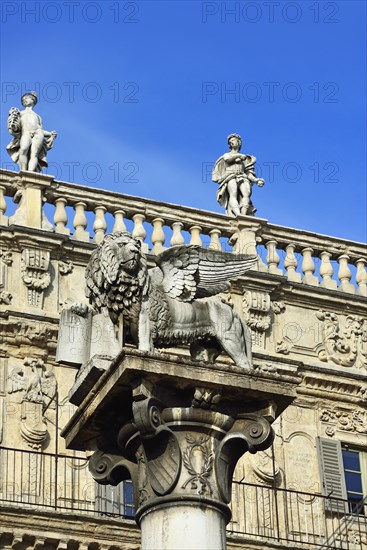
[0,169,366,296]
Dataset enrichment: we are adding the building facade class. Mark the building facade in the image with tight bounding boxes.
[0,168,366,549]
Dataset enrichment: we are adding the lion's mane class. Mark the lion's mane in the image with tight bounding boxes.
[85,232,148,326]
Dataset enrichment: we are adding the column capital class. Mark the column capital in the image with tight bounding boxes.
[63,350,301,542]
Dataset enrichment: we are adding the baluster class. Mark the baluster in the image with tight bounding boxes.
[337,254,354,294]
[319,251,337,289]
[0,185,8,226]
[132,213,148,253]
[284,243,301,282]
[93,206,107,244]
[54,198,69,235]
[113,209,126,233]
[151,217,166,255]
[72,202,89,242]
[209,229,222,251]
[189,225,202,247]
[266,240,282,275]
[301,247,318,285]
[356,258,367,297]
[170,222,185,247]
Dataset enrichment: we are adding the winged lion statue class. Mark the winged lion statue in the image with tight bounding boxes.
[85,231,257,369]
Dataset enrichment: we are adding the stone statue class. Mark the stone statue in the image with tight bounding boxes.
[212,133,264,217]
[6,91,57,172]
[85,231,257,369]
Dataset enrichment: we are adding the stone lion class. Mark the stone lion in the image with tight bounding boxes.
[85,231,257,369]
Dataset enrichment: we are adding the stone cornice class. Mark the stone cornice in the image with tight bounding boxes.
[298,371,366,406]
[0,505,139,548]
[232,272,367,315]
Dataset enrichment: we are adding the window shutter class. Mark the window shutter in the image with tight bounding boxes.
[316,437,348,513]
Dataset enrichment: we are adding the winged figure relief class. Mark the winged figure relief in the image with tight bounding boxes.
[7,359,57,409]
[85,232,257,369]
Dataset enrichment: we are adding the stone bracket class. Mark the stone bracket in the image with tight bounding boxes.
[89,449,137,485]
[215,414,274,503]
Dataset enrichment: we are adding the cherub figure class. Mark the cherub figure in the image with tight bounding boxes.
[212,134,264,217]
[6,91,57,172]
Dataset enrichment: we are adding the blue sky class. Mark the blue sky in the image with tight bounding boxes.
[1,0,366,242]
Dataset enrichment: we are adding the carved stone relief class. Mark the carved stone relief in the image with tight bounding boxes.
[7,358,57,449]
[271,301,293,354]
[0,250,13,299]
[88,375,275,525]
[0,251,13,266]
[8,358,57,410]
[320,408,367,437]
[21,248,51,308]
[182,434,214,496]
[243,290,271,347]
[192,387,221,409]
[0,291,12,305]
[59,260,74,276]
[249,448,280,485]
[1,319,57,358]
[316,311,367,370]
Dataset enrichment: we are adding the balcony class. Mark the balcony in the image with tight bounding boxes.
[0,169,366,296]
[0,446,365,549]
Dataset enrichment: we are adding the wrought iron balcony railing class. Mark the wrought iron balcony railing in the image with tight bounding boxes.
[0,446,366,549]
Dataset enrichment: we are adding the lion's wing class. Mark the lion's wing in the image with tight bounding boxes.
[155,246,257,302]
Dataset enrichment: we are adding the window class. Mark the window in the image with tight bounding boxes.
[342,448,367,515]
[317,437,367,515]
[96,480,135,517]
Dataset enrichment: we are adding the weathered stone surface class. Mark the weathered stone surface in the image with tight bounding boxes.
[56,308,92,366]
[85,232,257,369]
[1,169,366,549]
[68,354,115,406]
[56,308,120,368]
[63,349,300,549]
